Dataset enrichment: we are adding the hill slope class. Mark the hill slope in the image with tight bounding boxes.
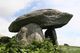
[58,45,80,53]
[0,37,80,53]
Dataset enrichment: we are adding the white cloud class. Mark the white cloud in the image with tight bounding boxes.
[0,0,33,17]
[52,7,80,46]
[0,17,16,37]
[53,0,64,2]
[57,31,80,46]
[0,0,34,37]
[54,8,80,46]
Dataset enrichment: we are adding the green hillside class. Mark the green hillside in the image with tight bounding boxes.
[0,37,80,53]
[58,45,80,53]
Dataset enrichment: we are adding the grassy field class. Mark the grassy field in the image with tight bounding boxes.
[58,46,80,53]
[0,37,80,53]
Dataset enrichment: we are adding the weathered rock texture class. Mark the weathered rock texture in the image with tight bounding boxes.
[9,9,73,32]
[9,9,73,45]
[15,23,44,45]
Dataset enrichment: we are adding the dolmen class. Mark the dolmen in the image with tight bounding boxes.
[9,9,73,45]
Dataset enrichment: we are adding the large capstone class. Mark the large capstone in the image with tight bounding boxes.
[15,23,44,45]
[9,9,73,32]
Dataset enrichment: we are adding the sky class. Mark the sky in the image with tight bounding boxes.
[0,0,80,46]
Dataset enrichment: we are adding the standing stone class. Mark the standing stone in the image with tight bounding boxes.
[16,23,44,45]
[45,29,58,45]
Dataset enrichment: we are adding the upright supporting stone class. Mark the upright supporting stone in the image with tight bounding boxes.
[16,23,44,45]
[45,29,58,45]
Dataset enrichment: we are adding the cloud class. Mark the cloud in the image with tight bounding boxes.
[0,0,35,37]
[57,30,80,46]
[55,8,80,46]
[0,0,33,17]
[0,17,15,37]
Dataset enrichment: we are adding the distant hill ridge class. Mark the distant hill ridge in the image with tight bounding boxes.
[0,34,4,37]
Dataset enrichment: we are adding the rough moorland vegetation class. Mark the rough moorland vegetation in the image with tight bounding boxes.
[0,36,80,53]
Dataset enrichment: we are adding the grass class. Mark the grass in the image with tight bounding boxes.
[0,37,80,53]
[59,45,80,53]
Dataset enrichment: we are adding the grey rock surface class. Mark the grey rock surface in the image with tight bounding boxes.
[45,29,58,45]
[9,9,73,32]
[15,23,44,45]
